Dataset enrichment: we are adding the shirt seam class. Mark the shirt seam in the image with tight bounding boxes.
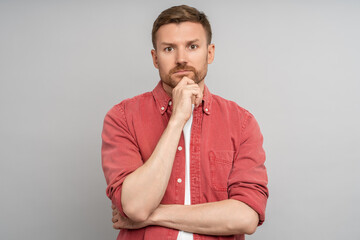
[115,102,140,149]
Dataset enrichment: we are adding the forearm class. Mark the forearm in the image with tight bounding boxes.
[121,118,185,221]
[149,199,259,235]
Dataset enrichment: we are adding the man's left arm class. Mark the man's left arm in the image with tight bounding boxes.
[150,111,269,235]
[112,199,258,235]
[155,199,259,235]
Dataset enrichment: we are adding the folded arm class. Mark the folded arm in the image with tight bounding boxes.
[120,118,184,221]
[112,199,259,235]
[103,78,203,222]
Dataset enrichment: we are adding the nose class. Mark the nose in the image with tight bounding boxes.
[175,47,188,65]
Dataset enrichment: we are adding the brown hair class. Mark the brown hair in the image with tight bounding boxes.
[152,5,212,49]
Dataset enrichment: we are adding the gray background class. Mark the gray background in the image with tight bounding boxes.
[1,0,359,239]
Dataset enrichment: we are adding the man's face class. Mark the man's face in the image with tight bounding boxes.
[151,22,215,90]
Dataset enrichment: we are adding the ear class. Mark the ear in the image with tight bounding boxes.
[207,44,215,64]
[151,49,159,69]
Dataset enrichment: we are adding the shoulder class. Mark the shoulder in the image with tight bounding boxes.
[211,94,253,119]
[107,91,153,116]
[211,94,263,146]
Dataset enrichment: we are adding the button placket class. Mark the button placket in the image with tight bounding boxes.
[174,134,185,204]
[190,107,203,205]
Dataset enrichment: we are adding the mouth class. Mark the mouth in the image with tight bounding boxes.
[173,70,192,75]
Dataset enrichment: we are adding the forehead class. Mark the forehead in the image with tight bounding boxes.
[155,22,207,45]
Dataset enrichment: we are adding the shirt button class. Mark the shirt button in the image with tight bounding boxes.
[161,107,165,110]
[169,101,172,106]
[205,108,208,112]
[177,178,182,183]
[178,146,182,151]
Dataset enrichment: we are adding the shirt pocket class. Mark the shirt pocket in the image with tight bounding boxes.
[209,150,234,192]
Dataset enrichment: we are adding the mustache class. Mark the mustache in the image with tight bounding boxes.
[169,64,196,75]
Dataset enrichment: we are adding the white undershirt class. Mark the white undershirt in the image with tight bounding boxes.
[177,105,194,240]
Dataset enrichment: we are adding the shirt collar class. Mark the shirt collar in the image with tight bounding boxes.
[152,80,213,115]
[152,81,172,115]
[202,83,212,115]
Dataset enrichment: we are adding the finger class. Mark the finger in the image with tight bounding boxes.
[192,90,203,107]
[177,77,194,87]
[185,80,197,85]
[111,204,115,210]
[182,82,200,89]
[112,210,117,216]
[195,96,202,107]
[180,88,201,104]
[179,84,200,95]
[112,216,118,223]
[179,87,202,102]
[191,95,196,105]
[113,223,121,230]
[184,78,195,85]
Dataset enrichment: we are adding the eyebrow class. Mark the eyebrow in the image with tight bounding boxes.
[159,39,200,46]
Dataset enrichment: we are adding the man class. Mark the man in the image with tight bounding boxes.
[102,5,268,240]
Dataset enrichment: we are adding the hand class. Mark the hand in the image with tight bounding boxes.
[171,77,203,123]
[111,204,150,230]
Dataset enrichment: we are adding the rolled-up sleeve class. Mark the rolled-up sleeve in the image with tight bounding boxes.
[228,112,269,226]
[101,102,143,217]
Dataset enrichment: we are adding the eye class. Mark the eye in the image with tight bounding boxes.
[189,44,198,50]
[164,47,174,52]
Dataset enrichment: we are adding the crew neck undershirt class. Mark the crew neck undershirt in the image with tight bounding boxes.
[177,104,194,240]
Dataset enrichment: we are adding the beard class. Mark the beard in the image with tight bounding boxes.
[164,63,206,88]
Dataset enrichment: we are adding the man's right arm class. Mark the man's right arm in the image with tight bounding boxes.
[102,78,202,222]
[121,78,202,221]
[120,116,184,221]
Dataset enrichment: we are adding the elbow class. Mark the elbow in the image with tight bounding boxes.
[122,203,152,222]
[123,207,151,222]
[228,210,259,235]
[243,214,259,235]
[228,218,258,235]
[243,220,258,235]
[121,188,153,222]
[229,217,258,235]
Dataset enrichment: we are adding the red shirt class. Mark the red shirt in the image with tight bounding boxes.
[101,81,268,240]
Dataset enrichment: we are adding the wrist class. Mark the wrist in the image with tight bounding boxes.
[168,116,186,129]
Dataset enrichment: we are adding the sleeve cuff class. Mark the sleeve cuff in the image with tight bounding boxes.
[229,190,268,226]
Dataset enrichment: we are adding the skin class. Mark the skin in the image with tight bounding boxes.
[115,21,259,235]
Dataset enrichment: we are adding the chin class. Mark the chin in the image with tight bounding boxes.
[161,78,178,89]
